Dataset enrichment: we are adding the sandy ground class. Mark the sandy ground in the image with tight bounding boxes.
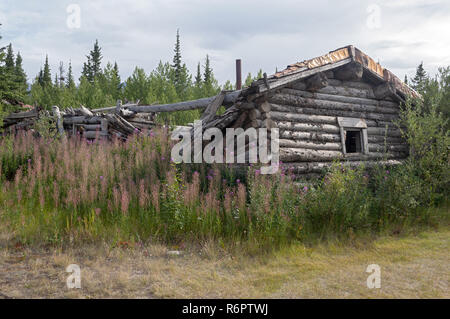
[0,228,448,299]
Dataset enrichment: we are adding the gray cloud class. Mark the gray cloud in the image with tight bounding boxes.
[1,0,449,85]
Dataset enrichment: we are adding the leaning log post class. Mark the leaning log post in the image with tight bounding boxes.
[115,100,122,114]
[52,106,65,136]
[101,119,108,138]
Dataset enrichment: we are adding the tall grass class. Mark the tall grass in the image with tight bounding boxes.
[0,125,447,248]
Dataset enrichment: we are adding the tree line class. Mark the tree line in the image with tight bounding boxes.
[0,24,448,125]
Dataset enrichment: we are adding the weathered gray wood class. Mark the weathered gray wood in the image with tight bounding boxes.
[337,117,367,128]
[326,78,374,90]
[315,84,375,99]
[237,102,256,110]
[368,144,408,153]
[63,116,102,125]
[275,121,340,133]
[232,111,248,128]
[83,124,102,130]
[52,106,65,136]
[115,100,122,114]
[79,105,94,117]
[305,72,328,92]
[367,127,402,137]
[101,119,108,136]
[368,135,404,144]
[270,103,399,122]
[121,91,242,114]
[249,108,261,121]
[4,108,38,120]
[280,88,398,108]
[279,139,342,151]
[201,91,225,123]
[373,82,396,100]
[256,58,352,93]
[258,101,271,113]
[270,111,337,125]
[83,131,108,139]
[261,118,276,129]
[284,159,404,173]
[334,63,363,81]
[280,148,405,162]
[280,130,341,142]
[280,148,343,162]
[271,92,399,114]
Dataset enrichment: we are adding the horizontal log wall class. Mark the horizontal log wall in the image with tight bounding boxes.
[267,76,408,168]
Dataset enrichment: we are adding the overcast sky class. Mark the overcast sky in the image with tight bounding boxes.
[1,0,449,85]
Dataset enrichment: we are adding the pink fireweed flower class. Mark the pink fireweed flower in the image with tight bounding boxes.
[120,187,130,215]
[303,186,308,192]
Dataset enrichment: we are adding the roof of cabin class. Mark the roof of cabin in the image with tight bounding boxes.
[249,45,420,100]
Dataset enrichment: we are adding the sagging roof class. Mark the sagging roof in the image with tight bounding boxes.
[250,45,420,100]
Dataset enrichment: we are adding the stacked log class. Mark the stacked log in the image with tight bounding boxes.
[1,100,157,140]
[2,107,40,132]
[265,68,409,170]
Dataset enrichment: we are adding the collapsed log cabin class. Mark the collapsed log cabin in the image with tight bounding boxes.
[188,45,420,178]
[2,45,419,178]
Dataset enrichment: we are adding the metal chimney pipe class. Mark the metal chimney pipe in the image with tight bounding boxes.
[236,59,242,90]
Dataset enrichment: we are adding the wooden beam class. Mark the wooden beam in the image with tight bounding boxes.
[334,62,363,81]
[305,72,328,92]
[93,91,241,114]
[373,82,396,100]
[200,91,225,123]
[257,58,352,93]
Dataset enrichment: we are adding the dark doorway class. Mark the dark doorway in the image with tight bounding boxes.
[345,130,362,153]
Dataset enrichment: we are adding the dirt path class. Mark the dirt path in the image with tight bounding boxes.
[0,229,449,298]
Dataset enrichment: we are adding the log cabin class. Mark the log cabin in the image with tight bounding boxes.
[196,45,420,178]
[2,45,420,179]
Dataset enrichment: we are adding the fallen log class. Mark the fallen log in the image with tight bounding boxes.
[94,91,241,114]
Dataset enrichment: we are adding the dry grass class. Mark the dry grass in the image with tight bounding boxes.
[0,225,448,299]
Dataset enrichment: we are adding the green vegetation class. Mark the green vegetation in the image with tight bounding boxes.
[0,24,448,250]
[0,93,447,248]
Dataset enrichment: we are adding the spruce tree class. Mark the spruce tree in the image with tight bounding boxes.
[58,61,65,88]
[42,55,52,87]
[5,43,14,71]
[195,62,202,87]
[172,29,182,84]
[14,52,28,94]
[203,54,212,86]
[90,39,102,79]
[38,68,44,87]
[411,62,427,93]
[81,40,103,82]
[244,72,253,88]
[202,55,219,96]
[66,60,75,89]
[171,30,190,98]
[81,56,92,82]
[112,62,122,100]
